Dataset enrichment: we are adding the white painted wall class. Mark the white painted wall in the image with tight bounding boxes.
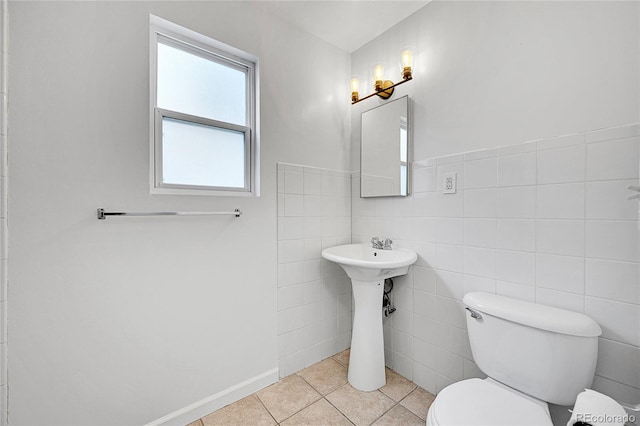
[8,1,349,425]
[351,1,640,163]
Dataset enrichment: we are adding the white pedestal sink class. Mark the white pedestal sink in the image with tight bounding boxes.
[321,243,417,391]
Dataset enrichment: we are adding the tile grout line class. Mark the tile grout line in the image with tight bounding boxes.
[369,385,422,426]
[319,383,356,426]
[394,387,424,421]
[290,367,354,425]
[274,373,324,425]
[254,392,281,425]
[305,378,355,425]
[370,397,400,425]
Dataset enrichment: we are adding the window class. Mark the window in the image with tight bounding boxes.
[150,16,258,195]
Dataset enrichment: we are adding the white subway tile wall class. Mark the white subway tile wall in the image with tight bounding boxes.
[277,164,352,378]
[352,124,640,404]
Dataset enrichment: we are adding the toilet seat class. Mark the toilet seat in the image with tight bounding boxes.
[426,378,553,426]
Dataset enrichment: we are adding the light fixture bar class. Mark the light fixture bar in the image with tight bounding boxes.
[351,76,413,105]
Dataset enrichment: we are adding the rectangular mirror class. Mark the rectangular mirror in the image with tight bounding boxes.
[360,95,410,197]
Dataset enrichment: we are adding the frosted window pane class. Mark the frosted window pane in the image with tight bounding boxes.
[162,117,245,188]
[157,42,246,126]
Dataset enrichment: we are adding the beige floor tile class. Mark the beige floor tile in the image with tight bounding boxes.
[298,358,348,395]
[326,384,395,426]
[201,395,275,426]
[281,398,352,426]
[372,405,424,426]
[379,368,417,402]
[186,420,203,426]
[332,349,350,367]
[256,374,322,422]
[399,387,436,421]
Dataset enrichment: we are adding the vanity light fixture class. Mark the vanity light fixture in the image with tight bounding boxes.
[351,49,413,105]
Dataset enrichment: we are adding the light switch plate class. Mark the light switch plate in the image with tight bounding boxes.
[443,172,457,194]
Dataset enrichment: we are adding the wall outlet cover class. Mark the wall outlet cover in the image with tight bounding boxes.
[443,172,457,194]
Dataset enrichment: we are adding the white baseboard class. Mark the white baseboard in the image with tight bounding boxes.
[145,368,279,426]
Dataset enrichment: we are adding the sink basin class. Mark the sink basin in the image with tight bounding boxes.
[321,243,418,281]
[322,243,418,391]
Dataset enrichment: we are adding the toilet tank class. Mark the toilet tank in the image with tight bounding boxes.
[463,292,602,406]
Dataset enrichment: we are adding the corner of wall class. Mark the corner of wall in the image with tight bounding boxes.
[0,0,7,423]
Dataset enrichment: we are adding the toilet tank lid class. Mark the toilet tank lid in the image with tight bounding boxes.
[463,292,602,337]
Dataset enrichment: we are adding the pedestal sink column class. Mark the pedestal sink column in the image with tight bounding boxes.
[348,279,386,391]
[321,243,417,392]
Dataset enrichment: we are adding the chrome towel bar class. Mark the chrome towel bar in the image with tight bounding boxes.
[97,208,242,220]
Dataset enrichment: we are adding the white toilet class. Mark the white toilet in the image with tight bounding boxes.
[426,292,602,426]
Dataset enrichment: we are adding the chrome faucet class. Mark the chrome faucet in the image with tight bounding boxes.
[371,237,393,250]
[371,237,384,249]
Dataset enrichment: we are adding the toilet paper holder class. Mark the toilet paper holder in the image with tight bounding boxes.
[568,390,639,426]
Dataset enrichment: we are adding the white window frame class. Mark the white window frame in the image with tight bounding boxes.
[149,15,260,196]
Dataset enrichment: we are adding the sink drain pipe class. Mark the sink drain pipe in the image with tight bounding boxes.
[383,278,396,317]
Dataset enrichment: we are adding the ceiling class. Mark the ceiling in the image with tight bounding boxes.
[263,1,430,53]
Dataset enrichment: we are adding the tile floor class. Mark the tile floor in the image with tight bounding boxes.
[189,349,435,426]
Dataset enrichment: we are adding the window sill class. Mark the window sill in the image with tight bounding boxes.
[150,187,257,197]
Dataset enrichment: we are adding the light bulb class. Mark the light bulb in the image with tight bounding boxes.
[350,77,360,103]
[350,77,360,93]
[401,50,413,80]
[373,63,385,83]
[401,50,413,69]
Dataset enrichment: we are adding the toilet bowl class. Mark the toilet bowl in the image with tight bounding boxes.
[426,292,602,426]
[426,378,552,426]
